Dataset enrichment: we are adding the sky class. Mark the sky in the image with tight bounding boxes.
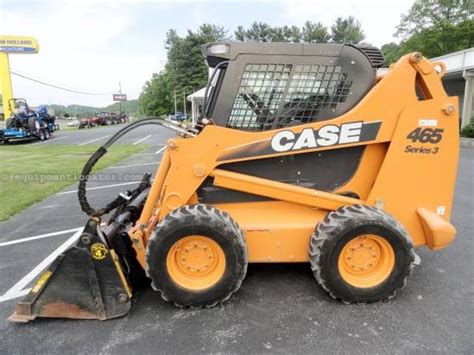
[0,0,413,107]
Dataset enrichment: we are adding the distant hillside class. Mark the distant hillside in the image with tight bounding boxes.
[49,99,139,117]
[103,100,139,114]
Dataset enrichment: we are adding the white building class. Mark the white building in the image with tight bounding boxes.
[432,48,474,128]
[186,87,206,125]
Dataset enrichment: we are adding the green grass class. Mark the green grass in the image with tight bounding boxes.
[0,144,147,221]
[62,124,124,131]
[60,124,124,131]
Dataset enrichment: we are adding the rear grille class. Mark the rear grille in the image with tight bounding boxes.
[355,45,385,68]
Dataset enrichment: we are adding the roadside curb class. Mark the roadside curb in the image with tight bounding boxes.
[460,137,474,147]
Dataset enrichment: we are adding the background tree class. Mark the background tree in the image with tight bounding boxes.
[166,24,227,94]
[272,25,302,42]
[395,0,472,37]
[235,22,272,42]
[302,21,330,43]
[139,72,173,116]
[330,16,365,44]
[141,18,366,116]
[139,24,226,116]
[381,42,403,64]
[234,21,331,43]
[383,0,473,63]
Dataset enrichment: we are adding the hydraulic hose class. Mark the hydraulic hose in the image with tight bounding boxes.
[78,117,194,217]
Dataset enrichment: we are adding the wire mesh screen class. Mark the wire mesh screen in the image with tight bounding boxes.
[227,63,352,131]
[228,64,292,130]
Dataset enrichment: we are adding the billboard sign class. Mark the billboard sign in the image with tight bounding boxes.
[113,94,127,101]
[0,36,39,54]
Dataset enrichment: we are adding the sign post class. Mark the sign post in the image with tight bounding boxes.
[0,36,39,119]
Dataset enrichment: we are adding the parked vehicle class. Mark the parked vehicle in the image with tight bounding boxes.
[78,117,93,129]
[78,115,101,129]
[36,105,59,134]
[96,112,122,125]
[0,99,55,143]
[67,119,79,127]
[169,112,188,121]
[118,111,129,123]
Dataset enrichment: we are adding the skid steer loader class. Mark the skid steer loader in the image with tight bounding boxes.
[9,42,459,322]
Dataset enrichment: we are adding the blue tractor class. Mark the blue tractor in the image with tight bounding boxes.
[1,99,58,143]
[36,104,59,134]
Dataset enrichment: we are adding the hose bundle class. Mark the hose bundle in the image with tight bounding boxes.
[78,117,193,217]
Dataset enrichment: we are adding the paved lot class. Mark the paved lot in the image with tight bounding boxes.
[0,126,472,354]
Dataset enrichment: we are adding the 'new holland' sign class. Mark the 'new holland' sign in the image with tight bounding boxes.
[0,36,39,54]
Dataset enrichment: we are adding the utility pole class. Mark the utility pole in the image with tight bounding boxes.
[119,81,122,114]
[183,89,186,118]
[174,90,177,115]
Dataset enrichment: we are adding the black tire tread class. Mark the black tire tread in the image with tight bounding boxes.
[145,204,247,308]
[309,204,420,303]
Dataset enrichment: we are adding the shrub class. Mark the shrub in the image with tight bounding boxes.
[460,114,474,138]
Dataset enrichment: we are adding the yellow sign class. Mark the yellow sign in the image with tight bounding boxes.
[91,243,108,260]
[0,35,39,54]
[0,35,39,120]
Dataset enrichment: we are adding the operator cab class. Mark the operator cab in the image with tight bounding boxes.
[201,41,384,131]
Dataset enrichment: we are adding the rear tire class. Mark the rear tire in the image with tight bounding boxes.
[146,204,247,308]
[309,204,419,303]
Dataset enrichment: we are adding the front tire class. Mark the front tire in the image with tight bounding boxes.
[146,204,247,308]
[310,204,419,303]
[37,129,45,141]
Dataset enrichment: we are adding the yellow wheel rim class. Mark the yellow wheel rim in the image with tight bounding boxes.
[166,236,226,290]
[338,235,395,288]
